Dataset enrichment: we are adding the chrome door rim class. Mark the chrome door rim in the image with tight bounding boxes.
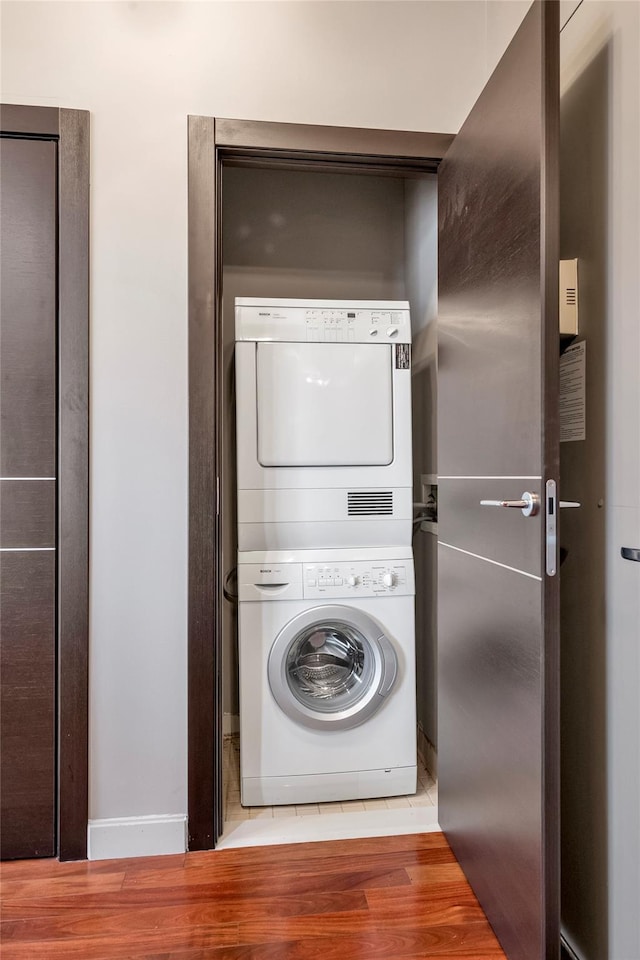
[267,604,398,731]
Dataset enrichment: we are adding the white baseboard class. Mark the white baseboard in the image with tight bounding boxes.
[87,814,187,861]
[224,713,240,735]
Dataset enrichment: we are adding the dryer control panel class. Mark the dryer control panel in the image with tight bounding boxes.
[302,308,409,344]
[303,560,415,599]
[236,298,411,345]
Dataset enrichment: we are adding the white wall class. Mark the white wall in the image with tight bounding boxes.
[560,5,640,959]
[0,0,533,853]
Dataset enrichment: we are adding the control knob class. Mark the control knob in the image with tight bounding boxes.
[347,575,359,587]
[382,572,396,588]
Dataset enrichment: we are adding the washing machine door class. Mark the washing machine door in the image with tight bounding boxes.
[267,605,398,731]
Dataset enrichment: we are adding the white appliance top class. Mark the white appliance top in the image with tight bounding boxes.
[235,297,411,344]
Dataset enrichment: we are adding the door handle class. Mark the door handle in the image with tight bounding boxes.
[480,492,539,517]
[621,547,640,562]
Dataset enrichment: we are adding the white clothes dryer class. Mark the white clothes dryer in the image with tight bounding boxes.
[235,298,413,551]
[237,547,417,806]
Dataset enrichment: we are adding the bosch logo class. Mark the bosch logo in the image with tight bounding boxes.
[258,312,270,316]
[260,569,272,573]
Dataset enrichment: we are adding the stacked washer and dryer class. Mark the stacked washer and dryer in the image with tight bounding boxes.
[235,298,417,807]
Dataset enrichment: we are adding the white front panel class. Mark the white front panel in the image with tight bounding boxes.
[238,487,412,522]
[235,341,412,495]
[256,342,393,467]
[242,766,417,807]
[238,595,416,790]
[236,487,413,550]
[239,546,414,565]
[237,518,412,552]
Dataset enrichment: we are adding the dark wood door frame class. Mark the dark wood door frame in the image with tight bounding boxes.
[1,104,90,861]
[187,116,454,850]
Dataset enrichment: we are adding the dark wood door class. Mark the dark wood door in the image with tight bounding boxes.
[437,3,559,958]
[1,135,58,859]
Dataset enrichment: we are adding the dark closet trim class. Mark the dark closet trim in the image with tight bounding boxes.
[1,103,90,861]
[187,116,454,851]
[0,103,60,137]
[187,116,220,850]
[57,108,90,863]
[541,4,561,949]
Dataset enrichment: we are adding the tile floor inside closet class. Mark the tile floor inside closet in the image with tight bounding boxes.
[219,734,440,850]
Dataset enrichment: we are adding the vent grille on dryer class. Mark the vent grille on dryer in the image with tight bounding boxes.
[347,491,393,516]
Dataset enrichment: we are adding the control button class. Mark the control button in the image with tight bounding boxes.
[386,327,399,338]
[334,577,343,587]
[347,575,358,587]
[369,328,378,337]
[307,578,317,587]
[382,572,396,588]
[325,577,334,586]
[318,578,327,586]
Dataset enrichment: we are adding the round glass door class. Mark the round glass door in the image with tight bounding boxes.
[268,605,398,731]
[286,621,373,714]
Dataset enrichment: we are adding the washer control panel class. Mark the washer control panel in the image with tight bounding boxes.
[303,560,414,598]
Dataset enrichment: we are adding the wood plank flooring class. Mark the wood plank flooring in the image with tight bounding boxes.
[0,832,506,959]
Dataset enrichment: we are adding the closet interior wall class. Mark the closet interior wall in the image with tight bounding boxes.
[219,163,438,763]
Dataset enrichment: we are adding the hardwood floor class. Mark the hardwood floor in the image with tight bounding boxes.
[0,832,506,959]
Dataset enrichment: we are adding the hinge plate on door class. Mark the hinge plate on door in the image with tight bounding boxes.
[546,479,557,576]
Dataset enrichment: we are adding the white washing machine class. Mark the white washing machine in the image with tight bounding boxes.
[235,298,413,551]
[237,547,417,806]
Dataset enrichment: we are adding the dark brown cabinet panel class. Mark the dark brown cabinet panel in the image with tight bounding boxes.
[0,480,55,548]
[438,545,544,955]
[0,552,56,859]
[0,137,57,478]
[1,133,58,860]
